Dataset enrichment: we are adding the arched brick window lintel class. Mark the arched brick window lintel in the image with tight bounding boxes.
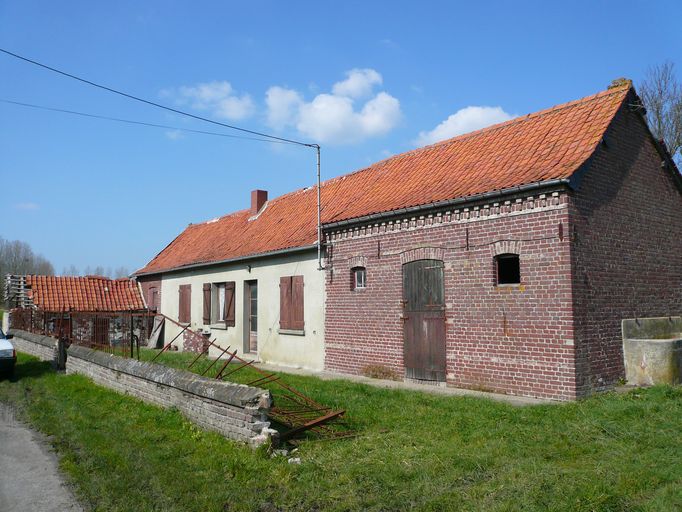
[348,255,367,268]
[400,247,445,265]
[491,240,523,257]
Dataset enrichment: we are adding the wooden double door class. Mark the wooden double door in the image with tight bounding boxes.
[402,259,446,382]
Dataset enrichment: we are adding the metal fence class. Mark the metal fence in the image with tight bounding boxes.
[9,308,156,359]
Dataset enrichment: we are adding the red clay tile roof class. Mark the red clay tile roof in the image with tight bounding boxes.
[26,275,146,312]
[137,83,632,275]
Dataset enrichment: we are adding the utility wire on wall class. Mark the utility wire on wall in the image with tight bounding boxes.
[0,47,326,269]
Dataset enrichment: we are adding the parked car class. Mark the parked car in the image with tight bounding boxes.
[0,329,16,377]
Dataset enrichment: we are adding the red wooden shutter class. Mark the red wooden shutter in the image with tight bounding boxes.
[202,283,211,325]
[225,282,236,327]
[178,284,191,323]
[291,276,304,331]
[178,286,183,322]
[279,276,291,329]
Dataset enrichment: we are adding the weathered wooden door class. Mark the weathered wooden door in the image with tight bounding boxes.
[402,259,446,381]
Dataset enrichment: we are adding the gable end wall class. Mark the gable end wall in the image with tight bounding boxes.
[569,105,682,395]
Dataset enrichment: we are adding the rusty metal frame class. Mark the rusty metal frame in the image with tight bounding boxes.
[155,313,353,442]
[10,306,353,442]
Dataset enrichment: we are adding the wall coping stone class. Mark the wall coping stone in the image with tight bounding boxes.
[10,329,270,409]
[8,329,55,349]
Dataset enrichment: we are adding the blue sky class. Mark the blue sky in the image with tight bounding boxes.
[1,0,680,274]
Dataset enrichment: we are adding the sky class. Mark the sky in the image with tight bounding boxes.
[1,0,681,275]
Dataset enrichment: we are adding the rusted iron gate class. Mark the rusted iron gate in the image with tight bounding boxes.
[9,308,154,358]
[153,313,353,442]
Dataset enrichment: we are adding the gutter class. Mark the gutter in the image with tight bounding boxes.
[322,178,572,230]
[134,244,318,277]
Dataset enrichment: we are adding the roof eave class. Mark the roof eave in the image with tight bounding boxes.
[134,244,318,277]
[322,178,573,231]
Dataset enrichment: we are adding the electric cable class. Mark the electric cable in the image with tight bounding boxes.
[0,98,291,144]
[0,47,315,147]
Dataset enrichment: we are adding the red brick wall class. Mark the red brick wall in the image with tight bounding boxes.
[569,105,682,395]
[182,330,210,353]
[325,196,578,400]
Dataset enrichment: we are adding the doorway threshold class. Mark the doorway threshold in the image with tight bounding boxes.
[404,378,447,387]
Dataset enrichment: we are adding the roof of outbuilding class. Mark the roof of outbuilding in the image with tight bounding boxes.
[25,275,146,312]
[136,83,632,275]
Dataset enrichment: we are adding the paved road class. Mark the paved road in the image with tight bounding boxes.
[0,404,82,512]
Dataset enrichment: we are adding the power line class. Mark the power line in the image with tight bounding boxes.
[0,98,291,144]
[1,47,326,270]
[0,47,316,148]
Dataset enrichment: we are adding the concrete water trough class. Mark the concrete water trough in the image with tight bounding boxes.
[622,316,682,386]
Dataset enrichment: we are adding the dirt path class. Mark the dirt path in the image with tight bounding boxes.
[0,404,82,512]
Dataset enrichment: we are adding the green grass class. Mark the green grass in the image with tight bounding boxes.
[2,352,682,511]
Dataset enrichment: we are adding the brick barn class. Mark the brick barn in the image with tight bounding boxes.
[136,80,681,401]
[322,81,682,400]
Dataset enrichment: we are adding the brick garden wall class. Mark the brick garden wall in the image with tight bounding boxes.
[9,329,273,444]
[324,194,577,400]
[183,329,211,353]
[569,104,682,395]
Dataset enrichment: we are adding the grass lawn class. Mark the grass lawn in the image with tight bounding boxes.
[1,352,682,511]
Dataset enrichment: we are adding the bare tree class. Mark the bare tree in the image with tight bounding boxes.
[639,61,682,166]
[114,266,130,279]
[0,237,55,301]
[62,264,80,276]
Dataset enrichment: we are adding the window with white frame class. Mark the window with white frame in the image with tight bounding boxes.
[352,267,367,290]
[202,281,235,326]
[214,283,226,322]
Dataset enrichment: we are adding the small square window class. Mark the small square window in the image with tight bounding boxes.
[352,267,367,290]
[496,254,520,285]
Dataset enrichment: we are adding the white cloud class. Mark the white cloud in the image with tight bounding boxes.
[416,106,513,146]
[15,202,39,210]
[265,86,303,130]
[162,80,254,121]
[332,68,382,98]
[265,69,401,144]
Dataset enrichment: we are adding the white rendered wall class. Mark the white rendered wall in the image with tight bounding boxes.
[159,250,325,371]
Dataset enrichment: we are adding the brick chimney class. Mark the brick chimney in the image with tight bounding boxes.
[250,189,268,215]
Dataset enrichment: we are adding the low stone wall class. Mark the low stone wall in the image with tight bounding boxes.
[9,329,274,445]
[9,330,55,361]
